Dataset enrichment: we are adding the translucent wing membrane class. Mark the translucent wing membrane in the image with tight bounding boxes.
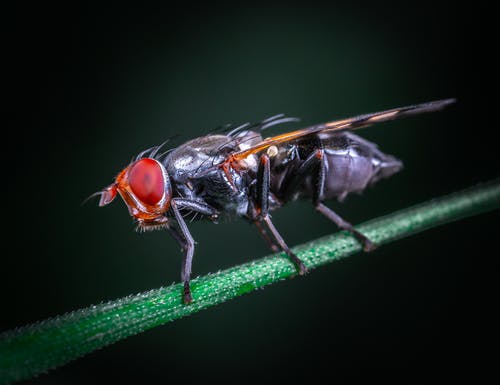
[228,99,456,163]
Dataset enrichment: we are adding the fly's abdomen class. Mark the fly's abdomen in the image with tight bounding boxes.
[277,132,403,203]
[323,150,374,197]
[323,150,401,200]
[322,132,402,200]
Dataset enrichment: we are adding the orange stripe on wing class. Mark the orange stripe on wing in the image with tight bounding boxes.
[225,98,455,165]
[230,120,352,162]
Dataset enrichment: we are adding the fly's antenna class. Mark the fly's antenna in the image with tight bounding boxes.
[81,191,103,206]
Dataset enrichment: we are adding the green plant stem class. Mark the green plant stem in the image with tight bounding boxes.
[1,179,499,384]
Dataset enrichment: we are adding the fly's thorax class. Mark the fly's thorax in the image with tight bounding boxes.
[163,131,263,191]
[164,135,233,182]
[162,133,258,217]
[174,162,250,218]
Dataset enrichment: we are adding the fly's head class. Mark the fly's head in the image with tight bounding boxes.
[97,158,172,229]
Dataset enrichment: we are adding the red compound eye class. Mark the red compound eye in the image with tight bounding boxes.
[128,158,165,206]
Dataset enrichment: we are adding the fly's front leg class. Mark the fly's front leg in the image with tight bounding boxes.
[169,198,219,304]
[173,198,219,221]
[166,223,188,253]
[169,199,196,304]
[255,154,308,275]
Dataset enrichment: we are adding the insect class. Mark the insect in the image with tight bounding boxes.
[95,98,455,304]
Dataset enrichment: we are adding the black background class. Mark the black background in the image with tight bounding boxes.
[4,2,498,384]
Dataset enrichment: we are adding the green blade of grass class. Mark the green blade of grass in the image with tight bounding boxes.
[1,179,499,384]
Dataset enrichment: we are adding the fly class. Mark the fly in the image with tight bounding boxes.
[94,98,455,304]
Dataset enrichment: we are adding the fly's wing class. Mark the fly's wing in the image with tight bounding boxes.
[228,98,455,163]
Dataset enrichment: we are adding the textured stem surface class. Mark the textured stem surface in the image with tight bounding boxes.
[1,179,499,384]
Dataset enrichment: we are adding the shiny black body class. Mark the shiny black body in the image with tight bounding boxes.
[269,131,402,204]
[163,129,402,223]
[164,132,260,220]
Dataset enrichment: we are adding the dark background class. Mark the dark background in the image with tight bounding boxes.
[4,2,498,383]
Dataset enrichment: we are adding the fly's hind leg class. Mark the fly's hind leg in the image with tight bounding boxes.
[284,149,375,252]
[255,154,308,275]
[315,202,375,252]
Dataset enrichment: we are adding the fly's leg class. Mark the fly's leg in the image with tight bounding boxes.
[166,223,188,253]
[166,223,196,302]
[169,200,195,304]
[262,216,308,275]
[249,198,280,252]
[315,202,375,252]
[284,149,375,252]
[173,198,219,221]
[254,219,280,253]
[255,154,308,275]
[256,154,271,216]
[169,198,219,304]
